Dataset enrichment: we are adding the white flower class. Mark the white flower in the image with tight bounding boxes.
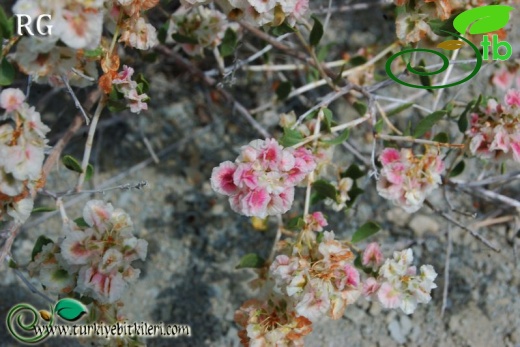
[7,198,34,223]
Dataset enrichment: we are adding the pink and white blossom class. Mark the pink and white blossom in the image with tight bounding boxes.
[211,138,316,218]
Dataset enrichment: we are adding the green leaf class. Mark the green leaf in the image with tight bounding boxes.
[0,7,11,39]
[171,33,198,44]
[276,81,292,100]
[374,118,384,133]
[31,236,53,261]
[309,15,324,47]
[280,127,303,147]
[83,47,103,58]
[312,180,337,201]
[85,164,94,182]
[157,21,170,44]
[316,232,324,243]
[32,206,57,213]
[457,102,474,133]
[349,56,367,67]
[236,253,265,269]
[55,298,88,322]
[74,217,89,228]
[342,164,365,180]
[219,28,238,58]
[322,108,333,132]
[286,216,304,231]
[62,155,83,173]
[8,258,17,269]
[322,129,350,145]
[0,57,15,86]
[413,110,446,138]
[353,101,367,116]
[413,63,433,93]
[346,183,364,209]
[351,221,381,243]
[449,160,465,178]
[433,132,449,143]
[387,103,413,117]
[270,21,296,36]
[107,99,127,112]
[135,73,150,94]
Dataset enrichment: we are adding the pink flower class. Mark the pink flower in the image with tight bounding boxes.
[341,264,360,288]
[377,282,402,309]
[60,230,95,265]
[241,188,270,217]
[0,88,25,112]
[491,67,515,91]
[266,187,294,216]
[113,65,135,85]
[380,148,400,165]
[211,139,315,217]
[362,277,380,297]
[505,89,520,108]
[304,211,328,232]
[362,242,383,268]
[233,163,259,190]
[83,200,114,232]
[211,161,238,195]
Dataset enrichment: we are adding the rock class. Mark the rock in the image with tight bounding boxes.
[386,207,411,227]
[388,320,406,344]
[409,214,440,237]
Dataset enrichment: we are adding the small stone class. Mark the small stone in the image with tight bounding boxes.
[386,207,411,227]
[400,315,412,337]
[409,214,440,237]
[369,301,382,316]
[388,320,406,344]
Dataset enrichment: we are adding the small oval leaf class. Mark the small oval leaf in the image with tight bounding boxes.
[236,253,265,269]
[62,155,83,173]
[437,40,465,50]
[351,221,381,243]
[54,298,87,322]
[309,16,324,47]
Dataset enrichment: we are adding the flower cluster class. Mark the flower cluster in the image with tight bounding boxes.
[10,0,157,87]
[181,0,309,26]
[363,248,437,315]
[168,7,238,56]
[111,65,150,114]
[0,88,50,223]
[236,230,359,346]
[235,230,437,346]
[28,200,148,304]
[324,177,354,211]
[377,148,445,213]
[117,0,159,50]
[211,139,316,218]
[467,91,520,162]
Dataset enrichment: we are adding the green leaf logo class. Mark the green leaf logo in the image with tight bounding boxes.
[54,298,87,322]
[453,5,513,35]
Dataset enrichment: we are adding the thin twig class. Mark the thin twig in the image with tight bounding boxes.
[5,256,55,304]
[441,223,452,318]
[76,97,107,191]
[41,181,148,199]
[425,200,501,252]
[375,134,465,149]
[268,215,283,263]
[61,75,91,125]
